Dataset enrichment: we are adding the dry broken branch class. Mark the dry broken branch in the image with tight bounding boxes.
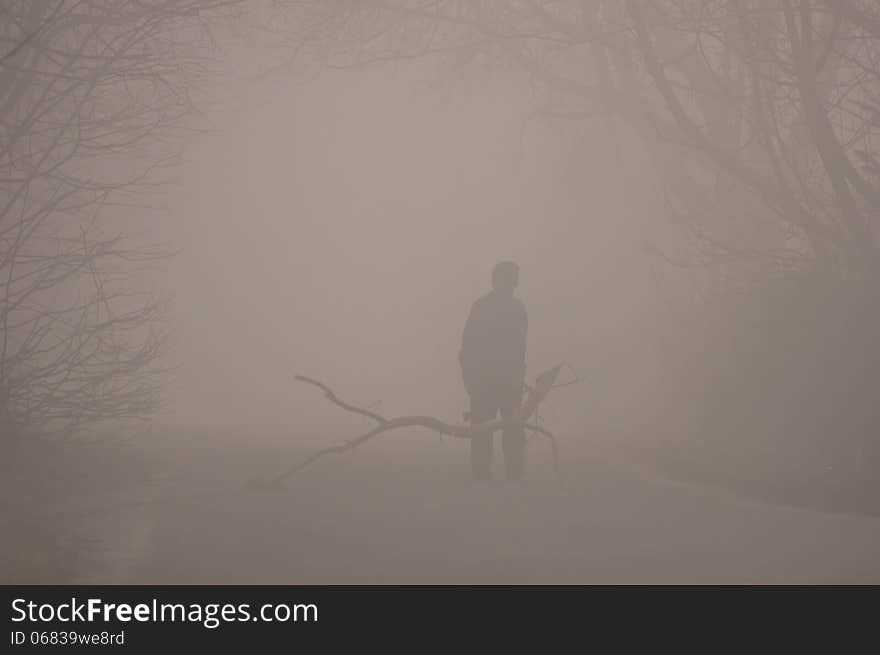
[247,364,569,492]
[294,375,389,424]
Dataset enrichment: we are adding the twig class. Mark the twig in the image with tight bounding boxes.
[294,375,388,424]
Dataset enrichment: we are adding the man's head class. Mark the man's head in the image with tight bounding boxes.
[491,261,519,294]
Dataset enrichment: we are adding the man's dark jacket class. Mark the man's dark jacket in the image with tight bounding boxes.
[459,290,527,400]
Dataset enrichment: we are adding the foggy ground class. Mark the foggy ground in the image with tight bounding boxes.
[3,427,879,584]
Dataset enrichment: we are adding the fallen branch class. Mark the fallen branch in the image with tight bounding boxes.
[246,364,569,491]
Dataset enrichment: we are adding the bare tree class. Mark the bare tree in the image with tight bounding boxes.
[0,1,232,439]
[249,0,879,279]
[5,0,875,446]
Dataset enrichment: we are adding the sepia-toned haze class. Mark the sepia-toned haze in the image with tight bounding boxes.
[4,1,880,585]
[162,66,666,435]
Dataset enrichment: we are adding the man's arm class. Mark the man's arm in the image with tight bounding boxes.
[515,300,528,383]
[459,300,482,394]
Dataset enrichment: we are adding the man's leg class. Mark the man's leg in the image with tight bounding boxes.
[469,394,496,481]
[500,398,526,482]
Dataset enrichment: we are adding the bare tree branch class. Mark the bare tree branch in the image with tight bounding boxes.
[247,364,569,491]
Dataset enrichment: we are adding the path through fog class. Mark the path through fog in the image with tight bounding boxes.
[7,429,878,584]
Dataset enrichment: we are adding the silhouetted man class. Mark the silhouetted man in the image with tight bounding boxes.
[459,261,527,481]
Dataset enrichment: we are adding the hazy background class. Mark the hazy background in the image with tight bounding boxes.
[160,65,666,435]
[4,1,880,584]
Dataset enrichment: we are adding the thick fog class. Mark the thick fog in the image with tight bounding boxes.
[161,67,666,436]
[4,2,880,585]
